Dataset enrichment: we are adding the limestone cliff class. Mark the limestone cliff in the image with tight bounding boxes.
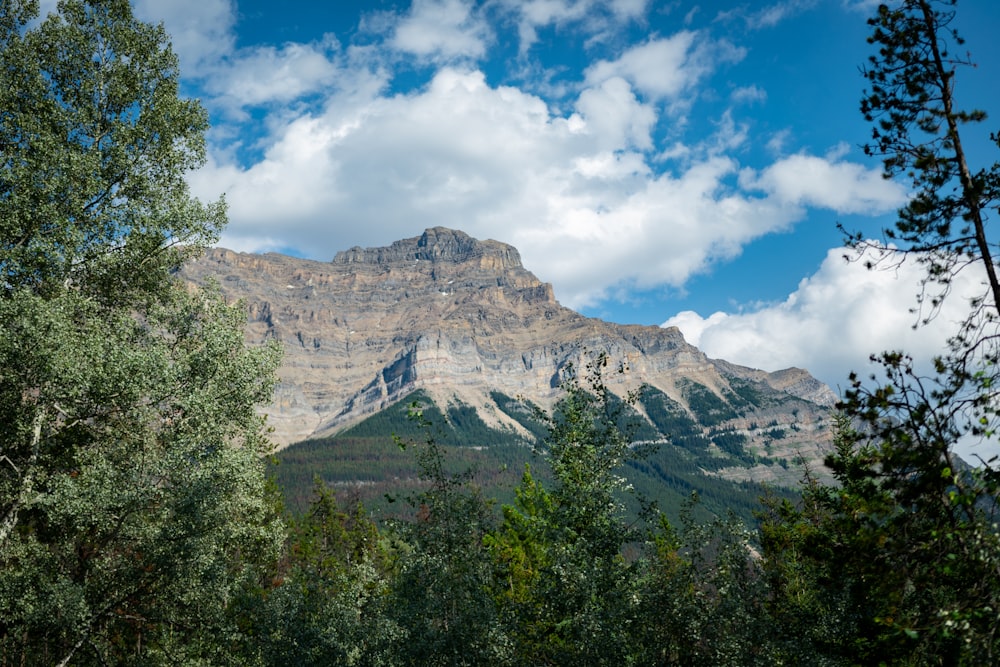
[180,227,835,484]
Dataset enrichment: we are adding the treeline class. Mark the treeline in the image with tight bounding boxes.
[272,385,798,524]
[9,354,1000,664]
[239,362,1000,666]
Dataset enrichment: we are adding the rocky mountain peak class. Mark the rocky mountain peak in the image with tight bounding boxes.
[181,228,835,487]
[333,227,524,271]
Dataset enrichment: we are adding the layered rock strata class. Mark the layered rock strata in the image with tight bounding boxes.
[180,227,835,481]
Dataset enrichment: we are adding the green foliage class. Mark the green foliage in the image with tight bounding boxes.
[341,389,520,449]
[678,378,742,427]
[271,415,529,517]
[0,0,225,301]
[857,0,1000,326]
[0,1,282,663]
[271,435,426,514]
[491,390,549,441]
[486,356,650,665]
[273,380,800,526]
[726,377,772,408]
[256,360,807,665]
[638,383,711,451]
[384,408,511,666]
[760,412,1000,665]
[234,480,398,667]
[757,3,1000,664]
[853,0,1000,356]
[637,506,775,666]
[709,430,749,458]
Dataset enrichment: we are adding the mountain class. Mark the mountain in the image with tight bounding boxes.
[179,227,835,490]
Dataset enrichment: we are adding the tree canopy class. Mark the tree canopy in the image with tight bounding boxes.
[0,1,282,663]
[759,1,1000,663]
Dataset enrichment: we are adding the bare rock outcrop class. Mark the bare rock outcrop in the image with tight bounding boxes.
[180,227,835,479]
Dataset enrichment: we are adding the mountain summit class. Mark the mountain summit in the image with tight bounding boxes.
[334,226,527,271]
[181,227,834,485]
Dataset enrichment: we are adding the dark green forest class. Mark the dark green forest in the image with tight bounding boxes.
[3,0,1000,665]
[270,384,796,526]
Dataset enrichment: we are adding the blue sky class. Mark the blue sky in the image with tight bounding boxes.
[64,0,999,409]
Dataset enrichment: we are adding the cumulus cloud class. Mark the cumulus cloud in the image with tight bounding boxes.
[584,33,744,103]
[133,0,348,114]
[585,33,699,100]
[152,1,915,339]
[664,246,1000,463]
[203,37,342,110]
[189,63,731,302]
[662,246,979,390]
[188,38,911,311]
[390,0,490,61]
[740,150,908,214]
[574,77,656,150]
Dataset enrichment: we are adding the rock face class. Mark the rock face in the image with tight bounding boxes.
[180,227,835,482]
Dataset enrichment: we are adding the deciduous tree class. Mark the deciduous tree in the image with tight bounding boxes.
[0,1,282,663]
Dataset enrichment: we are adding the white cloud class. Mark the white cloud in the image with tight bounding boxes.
[192,66,584,256]
[740,151,908,215]
[515,153,803,307]
[609,0,648,19]
[765,128,792,155]
[574,77,656,150]
[706,110,749,154]
[731,84,766,104]
[662,245,978,390]
[157,2,919,348]
[135,0,344,113]
[191,62,798,306]
[664,246,1000,463]
[716,0,816,30]
[189,44,916,312]
[841,0,883,12]
[390,0,490,61]
[133,0,236,75]
[745,1,814,29]
[584,32,744,102]
[204,37,342,110]
[502,0,647,52]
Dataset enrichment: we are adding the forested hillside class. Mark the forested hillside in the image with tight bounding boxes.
[271,383,801,525]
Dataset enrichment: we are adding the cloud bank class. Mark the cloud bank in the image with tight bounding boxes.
[143,0,907,312]
[663,246,980,391]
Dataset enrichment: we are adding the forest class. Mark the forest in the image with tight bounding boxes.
[2,0,1000,665]
[270,384,797,525]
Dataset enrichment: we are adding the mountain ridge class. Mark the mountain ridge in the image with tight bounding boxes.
[180,227,835,485]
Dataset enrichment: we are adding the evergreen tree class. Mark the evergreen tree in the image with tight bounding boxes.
[486,356,647,666]
[762,2,1000,663]
[239,480,397,666]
